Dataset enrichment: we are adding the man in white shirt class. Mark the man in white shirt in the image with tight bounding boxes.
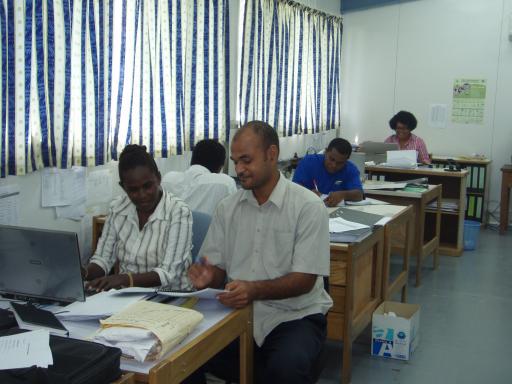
[187,121,332,384]
[162,139,236,215]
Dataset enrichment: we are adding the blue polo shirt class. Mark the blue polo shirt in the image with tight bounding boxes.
[292,154,362,194]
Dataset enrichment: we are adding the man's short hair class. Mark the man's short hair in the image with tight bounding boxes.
[327,138,352,157]
[389,111,418,131]
[236,120,280,153]
[191,139,227,173]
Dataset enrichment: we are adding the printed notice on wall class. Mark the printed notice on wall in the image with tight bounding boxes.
[452,79,486,124]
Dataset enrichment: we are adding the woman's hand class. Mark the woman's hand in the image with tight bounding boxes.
[87,274,129,291]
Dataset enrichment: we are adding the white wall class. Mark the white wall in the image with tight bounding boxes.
[341,0,512,219]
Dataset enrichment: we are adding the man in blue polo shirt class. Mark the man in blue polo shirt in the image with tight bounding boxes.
[293,138,363,207]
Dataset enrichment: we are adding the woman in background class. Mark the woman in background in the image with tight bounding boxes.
[83,144,193,291]
[385,111,431,164]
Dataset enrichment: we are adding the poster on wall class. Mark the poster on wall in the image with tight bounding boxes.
[451,79,486,124]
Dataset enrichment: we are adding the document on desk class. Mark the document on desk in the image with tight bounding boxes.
[383,150,418,168]
[114,287,227,300]
[95,301,203,362]
[346,197,390,206]
[0,329,53,369]
[363,182,407,190]
[55,291,148,321]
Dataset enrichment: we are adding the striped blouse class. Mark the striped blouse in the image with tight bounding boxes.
[384,133,431,164]
[89,190,193,289]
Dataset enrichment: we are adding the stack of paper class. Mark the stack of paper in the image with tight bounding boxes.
[428,200,458,212]
[329,217,372,243]
[381,150,418,169]
[0,330,53,369]
[113,287,227,300]
[329,207,385,243]
[93,301,203,362]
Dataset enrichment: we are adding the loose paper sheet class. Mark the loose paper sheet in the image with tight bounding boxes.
[329,217,370,233]
[386,150,417,168]
[115,287,227,300]
[0,330,53,369]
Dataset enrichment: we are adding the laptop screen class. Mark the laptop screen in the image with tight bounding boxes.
[0,225,85,304]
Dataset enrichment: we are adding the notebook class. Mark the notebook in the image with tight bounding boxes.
[10,302,69,336]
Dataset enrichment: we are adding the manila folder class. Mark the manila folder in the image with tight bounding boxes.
[99,300,203,359]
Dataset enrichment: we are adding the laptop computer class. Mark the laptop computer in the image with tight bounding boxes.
[0,225,85,304]
[359,141,399,164]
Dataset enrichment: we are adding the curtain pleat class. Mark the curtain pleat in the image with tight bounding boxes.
[239,0,343,136]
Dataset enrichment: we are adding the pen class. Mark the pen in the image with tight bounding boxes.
[313,179,319,193]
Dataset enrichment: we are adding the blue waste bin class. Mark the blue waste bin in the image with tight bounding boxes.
[463,220,481,251]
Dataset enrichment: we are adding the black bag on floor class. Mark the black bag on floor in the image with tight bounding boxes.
[0,330,122,384]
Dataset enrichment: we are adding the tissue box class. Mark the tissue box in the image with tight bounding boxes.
[371,301,420,361]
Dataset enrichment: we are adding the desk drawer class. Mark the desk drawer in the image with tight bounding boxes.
[329,286,346,313]
[330,261,347,286]
[327,312,345,341]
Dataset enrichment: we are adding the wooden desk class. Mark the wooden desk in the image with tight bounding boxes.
[140,305,253,384]
[366,166,466,256]
[328,227,384,384]
[343,204,414,302]
[364,185,442,287]
[65,304,253,384]
[89,217,253,383]
[500,165,512,234]
[113,373,136,384]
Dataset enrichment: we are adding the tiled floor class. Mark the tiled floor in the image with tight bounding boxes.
[319,228,512,384]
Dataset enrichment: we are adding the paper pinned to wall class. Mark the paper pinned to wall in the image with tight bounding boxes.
[428,104,448,128]
[87,169,113,205]
[41,167,86,207]
[0,184,20,225]
[56,202,86,221]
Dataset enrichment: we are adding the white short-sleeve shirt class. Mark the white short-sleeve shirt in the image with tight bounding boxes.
[162,165,237,215]
[200,174,333,345]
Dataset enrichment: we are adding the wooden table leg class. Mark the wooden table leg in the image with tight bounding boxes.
[239,312,253,384]
[500,172,510,234]
[416,203,425,287]
[434,192,441,270]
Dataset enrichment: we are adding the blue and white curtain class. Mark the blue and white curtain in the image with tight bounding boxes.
[109,0,230,159]
[0,0,230,177]
[238,0,342,136]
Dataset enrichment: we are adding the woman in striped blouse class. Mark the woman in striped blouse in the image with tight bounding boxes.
[83,145,193,291]
[384,111,431,164]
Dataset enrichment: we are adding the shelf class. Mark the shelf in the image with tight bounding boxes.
[425,209,460,216]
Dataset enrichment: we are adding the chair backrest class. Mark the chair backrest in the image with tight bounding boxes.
[191,211,212,262]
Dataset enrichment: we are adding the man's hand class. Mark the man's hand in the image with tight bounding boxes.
[217,280,256,309]
[324,191,344,207]
[87,274,129,291]
[188,257,216,289]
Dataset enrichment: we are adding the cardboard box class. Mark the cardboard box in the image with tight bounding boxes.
[371,301,420,361]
